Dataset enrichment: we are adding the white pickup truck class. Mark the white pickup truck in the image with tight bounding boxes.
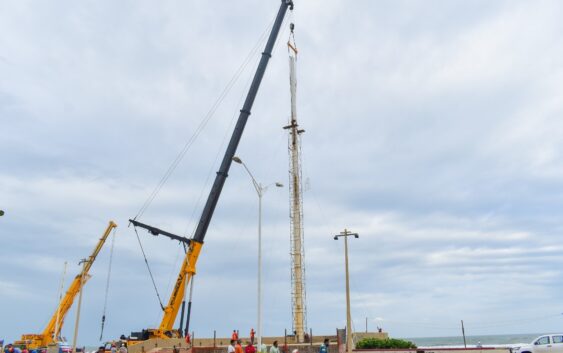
[513,335,563,353]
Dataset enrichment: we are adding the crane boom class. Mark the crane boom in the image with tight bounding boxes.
[16,221,118,350]
[130,0,293,340]
[191,0,292,244]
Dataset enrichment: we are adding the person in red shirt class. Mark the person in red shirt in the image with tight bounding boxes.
[245,342,256,353]
[250,329,255,345]
[232,331,239,341]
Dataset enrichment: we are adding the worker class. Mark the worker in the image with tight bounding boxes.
[245,342,255,353]
[319,339,329,353]
[5,345,21,353]
[228,340,236,353]
[269,341,279,353]
[235,340,244,353]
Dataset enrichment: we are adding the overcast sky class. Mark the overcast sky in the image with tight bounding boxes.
[2,0,563,346]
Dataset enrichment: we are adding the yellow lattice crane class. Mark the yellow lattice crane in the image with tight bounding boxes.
[15,221,117,350]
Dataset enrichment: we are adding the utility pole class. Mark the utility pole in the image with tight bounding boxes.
[72,259,88,352]
[461,320,467,348]
[54,262,68,342]
[334,229,359,353]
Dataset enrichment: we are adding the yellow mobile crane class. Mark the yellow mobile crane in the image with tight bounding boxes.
[127,0,294,342]
[15,221,117,350]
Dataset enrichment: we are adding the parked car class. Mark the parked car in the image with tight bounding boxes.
[513,334,563,353]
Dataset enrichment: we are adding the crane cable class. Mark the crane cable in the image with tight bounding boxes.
[181,33,267,239]
[99,227,117,341]
[134,10,279,221]
[133,226,166,311]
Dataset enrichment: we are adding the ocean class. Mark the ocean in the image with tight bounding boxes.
[402,333,541,348]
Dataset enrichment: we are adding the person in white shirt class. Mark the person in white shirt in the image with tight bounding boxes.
[269,341,280,353]
[228,340,236,353]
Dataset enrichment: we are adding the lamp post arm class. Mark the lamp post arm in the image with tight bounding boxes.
[240,161,262,196]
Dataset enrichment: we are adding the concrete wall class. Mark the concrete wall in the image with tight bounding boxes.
[191,344,339,353]
[128,339,190,353]
[128,338,341,353]
[126,332,391,353]
[188,336,341,347]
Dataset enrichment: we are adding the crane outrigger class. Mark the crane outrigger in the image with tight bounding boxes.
[128,0,294,341]
[15,221,118,350]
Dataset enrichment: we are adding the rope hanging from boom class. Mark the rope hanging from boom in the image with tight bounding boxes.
[130,219,191,313]
[133,226,166,311]
[99,227,117,341]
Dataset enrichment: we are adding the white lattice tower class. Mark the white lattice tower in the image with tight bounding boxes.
[284,43,307,343]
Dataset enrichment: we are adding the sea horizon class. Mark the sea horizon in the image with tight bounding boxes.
[402,333,543,347]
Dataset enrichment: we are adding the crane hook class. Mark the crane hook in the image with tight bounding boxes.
[287,0,294,11]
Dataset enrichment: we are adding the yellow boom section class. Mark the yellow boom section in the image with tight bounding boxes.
[154,240,202,338]
[17,221,117,349]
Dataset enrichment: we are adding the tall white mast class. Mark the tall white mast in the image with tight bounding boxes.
[284,24,307,343]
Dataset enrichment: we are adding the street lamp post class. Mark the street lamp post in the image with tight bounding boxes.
[72,258,88,352]
[232,156,283,350]
[334,229,359,353]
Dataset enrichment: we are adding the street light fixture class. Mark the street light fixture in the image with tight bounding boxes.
[334,229,359,353]
[232,156,283,350]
